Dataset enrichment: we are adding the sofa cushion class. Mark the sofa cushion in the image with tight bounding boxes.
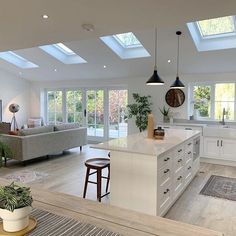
[54,123,80,131]
[19,125,54,136]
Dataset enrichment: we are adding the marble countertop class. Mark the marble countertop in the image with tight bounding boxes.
[91,129,200,156]
[157,122,207,127]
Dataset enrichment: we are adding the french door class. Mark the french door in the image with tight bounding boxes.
[46,88,127,142]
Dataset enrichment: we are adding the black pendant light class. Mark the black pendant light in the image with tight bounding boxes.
[146,28,164,85]
[171,31,185,88]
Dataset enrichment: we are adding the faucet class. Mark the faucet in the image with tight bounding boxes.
[221,108,226,125]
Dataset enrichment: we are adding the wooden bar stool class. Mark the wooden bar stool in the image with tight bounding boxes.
[83,158,110,202]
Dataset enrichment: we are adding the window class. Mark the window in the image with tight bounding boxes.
[66,90,83,123]
[197,16,235,38]
[54,43,76,55]
[113,32,141,48]
[190,83,235,121]
[47,90,63,124]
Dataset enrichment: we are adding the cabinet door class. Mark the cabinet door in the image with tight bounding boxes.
[220,139,236,160]
[203,137,220,158]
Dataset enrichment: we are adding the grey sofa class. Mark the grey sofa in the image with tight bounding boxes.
[0,123,87,162]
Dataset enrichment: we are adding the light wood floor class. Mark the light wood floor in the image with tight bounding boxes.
[0,146,236,236]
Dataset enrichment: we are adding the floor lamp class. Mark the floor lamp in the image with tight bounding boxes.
[9,104,20,131]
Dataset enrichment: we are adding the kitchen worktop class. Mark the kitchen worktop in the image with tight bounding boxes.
[91,129,200,156]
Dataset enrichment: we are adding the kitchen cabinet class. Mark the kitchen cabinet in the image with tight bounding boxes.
[203,137,236,160]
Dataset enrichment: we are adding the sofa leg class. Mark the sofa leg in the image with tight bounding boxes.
[4,157,7,167]
[80,146,82,152]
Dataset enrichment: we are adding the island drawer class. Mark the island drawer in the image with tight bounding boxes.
[185,148,193,163]
[159,165,172,186]
[173,154,184,174]
[185,162,193,184]
[158,152,172,169]
[159,181,172,215]
[173,169,185,200]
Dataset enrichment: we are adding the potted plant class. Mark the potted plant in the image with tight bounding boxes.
[0,139,12,167]
[159,106,170,123]
[0,182,33,232]
[127,93,152,132]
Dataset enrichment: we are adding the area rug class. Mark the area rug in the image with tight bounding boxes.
[200,175,236,201]
[2,170,49,184]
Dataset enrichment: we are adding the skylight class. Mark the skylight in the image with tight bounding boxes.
[54,43,76,55]
[0,51,38,69]
[187,15,236,52]
[100,32,150,59]
[113,32,142,48]
[39,43,87,64]
[197,16,236,38]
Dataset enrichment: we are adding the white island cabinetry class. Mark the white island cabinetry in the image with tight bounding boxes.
[92,129,200,216]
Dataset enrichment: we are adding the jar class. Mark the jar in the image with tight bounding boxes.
[153,127,165,140]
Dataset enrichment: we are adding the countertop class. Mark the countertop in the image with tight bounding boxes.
[0,179,223,236]
[91,129,200,156]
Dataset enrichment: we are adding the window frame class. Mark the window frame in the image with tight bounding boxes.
[189,81,236,121]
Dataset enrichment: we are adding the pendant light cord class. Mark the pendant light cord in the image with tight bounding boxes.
[154,27,157,70]
[177,33,180,77]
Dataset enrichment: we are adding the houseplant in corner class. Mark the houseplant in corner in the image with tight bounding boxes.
[0,182,33,232]
[127,93,152,132]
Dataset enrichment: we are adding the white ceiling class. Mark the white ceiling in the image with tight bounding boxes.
[0,0,236,81]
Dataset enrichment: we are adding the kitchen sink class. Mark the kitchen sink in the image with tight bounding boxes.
[204,125,236,139]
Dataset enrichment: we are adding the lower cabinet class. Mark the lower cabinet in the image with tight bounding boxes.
[157,137,199,216]
[203,137,236,160]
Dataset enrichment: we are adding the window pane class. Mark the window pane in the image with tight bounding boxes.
[75,113,83,124]
[67,113,75,123]
[66,91,74,113]
[47,91,55,112]
[193,86,211,118]
[55,91,62,112]
[56,112,63,123]
[215,83,235,101]
[215,102,234,120]
[75,91,82,112]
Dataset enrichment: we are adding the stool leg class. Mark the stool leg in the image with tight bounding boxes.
[106,165,110,193]
[83,167,90,199]
[97,169,102,202]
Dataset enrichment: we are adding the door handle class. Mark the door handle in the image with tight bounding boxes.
[221,140,223,147]
[217,140,219,147]
[84,109,87,117]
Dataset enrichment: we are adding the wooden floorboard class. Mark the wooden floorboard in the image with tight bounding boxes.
[0,146,235,235]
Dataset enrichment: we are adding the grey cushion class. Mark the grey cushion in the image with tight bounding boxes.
[54,123,80,131]
[19,125,54,136]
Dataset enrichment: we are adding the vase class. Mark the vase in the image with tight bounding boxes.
[0,206,31,232]
[163,115,170,123]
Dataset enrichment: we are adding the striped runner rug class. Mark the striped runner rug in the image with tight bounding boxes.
[27,208,122,236]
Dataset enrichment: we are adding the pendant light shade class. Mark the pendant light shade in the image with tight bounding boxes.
[171,31,185,88]
[146,28,164,85]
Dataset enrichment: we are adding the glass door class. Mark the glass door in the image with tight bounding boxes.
[86,90,105,140]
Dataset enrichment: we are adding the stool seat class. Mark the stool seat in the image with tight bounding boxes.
[83,157,110,202]
[85,158,110,168]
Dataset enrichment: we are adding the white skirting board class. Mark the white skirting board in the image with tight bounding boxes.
[200,157,236,167]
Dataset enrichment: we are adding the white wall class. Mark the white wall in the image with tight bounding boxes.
[29,72,236,134]
[0,70,31,128]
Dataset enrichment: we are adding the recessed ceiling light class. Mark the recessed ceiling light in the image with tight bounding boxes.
[103,65,107,68]
[42,14,49,19]
[168,59,171,63]
[19,72,22,75]
[54,68,57,72]
[82,24,94,32]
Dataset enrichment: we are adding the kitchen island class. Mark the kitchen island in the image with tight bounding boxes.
[92,129,201,216]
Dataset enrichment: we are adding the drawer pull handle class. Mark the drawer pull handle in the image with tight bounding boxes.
[164,157,170,162]
[178,149,182,153]
[164,169,170,174]
[177,176,182,180]
[185,128,192,130]
[188,142,192,146]
[188,166,192,170]
[188,151,191,155]
[164,189,170,194]
[177,159,182,163]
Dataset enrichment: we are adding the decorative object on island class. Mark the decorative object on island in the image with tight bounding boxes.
[146,27,164,85]
[165,89,185,107]
[8,104,20,131]
[127,93,152,132]
[153,127,165,139]
[159,106,170,123]
[0,182,33,232]
[170,31,185,88]
[147,113,154,138]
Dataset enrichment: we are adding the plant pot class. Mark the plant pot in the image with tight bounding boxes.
[0,206,31,232]
[163,115,170,123]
